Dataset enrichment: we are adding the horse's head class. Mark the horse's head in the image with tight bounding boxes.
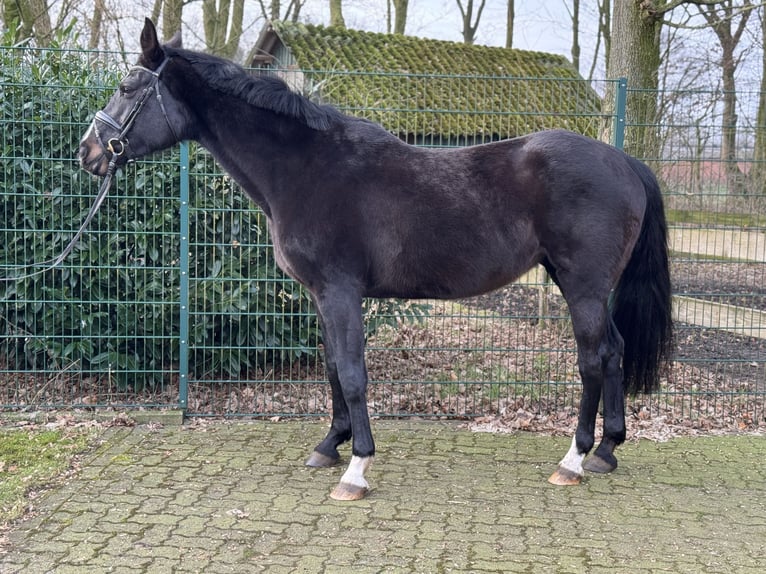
[79,19,186,176]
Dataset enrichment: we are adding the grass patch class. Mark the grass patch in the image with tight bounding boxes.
[666,208,766,228]
[0,426,93,524]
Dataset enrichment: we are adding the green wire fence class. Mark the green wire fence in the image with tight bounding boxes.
[1,46,764,427]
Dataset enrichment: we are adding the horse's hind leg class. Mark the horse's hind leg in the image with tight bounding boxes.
[583,317,626,474]
[549,296,615,485]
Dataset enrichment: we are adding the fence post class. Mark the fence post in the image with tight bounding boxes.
[613,77,628,150]
[178,141,190,412]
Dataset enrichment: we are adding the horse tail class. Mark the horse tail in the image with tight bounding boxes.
[611,156,674,395]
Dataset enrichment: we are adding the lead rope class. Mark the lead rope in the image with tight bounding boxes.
[0,156,117,282]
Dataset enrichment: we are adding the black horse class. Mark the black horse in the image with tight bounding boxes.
[80,19,673,500]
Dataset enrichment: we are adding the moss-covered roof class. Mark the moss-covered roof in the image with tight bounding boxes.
[255,22,602,141]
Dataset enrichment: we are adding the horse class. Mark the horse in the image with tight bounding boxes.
[79,18,673,501]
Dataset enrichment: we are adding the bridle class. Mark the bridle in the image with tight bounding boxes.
[92,57,179,162]
[0,58,179,281]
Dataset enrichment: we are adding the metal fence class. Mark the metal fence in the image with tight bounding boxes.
[1,46,764,426]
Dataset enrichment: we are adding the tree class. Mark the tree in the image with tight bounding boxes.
[330,0,346,28]
[160,0,183,42]
[754,5,766,190]
[506,0,514,48]
[202,0,245,58]
[456,0,487,45]
[2,0,53,45]
[604,0,663,156]
[604,0,763,162]
[88,0,106,49]
[391,0,409,34]
[588,0,611,81]
[258,0,305,21]
[696,0,755,192]
[568,0,581,72]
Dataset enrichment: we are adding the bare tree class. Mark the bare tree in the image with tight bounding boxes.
[754,5,766,190]
[163,0,184,42]
[203,0,246,58]
[567,0,581,72]
[587,0,611,81]
[696,0,755,192]
[330,0,346,28]
[88,0,107,49]
[258,0,305,21]
[2,0,53,45]
[506,0,514,48]
[391,0,409,34]
[456,0,487,45]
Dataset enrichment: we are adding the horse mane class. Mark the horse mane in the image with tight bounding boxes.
[165,48,341,131]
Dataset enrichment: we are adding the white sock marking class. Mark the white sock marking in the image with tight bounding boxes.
[340,455,373,489]
[559,436,585,476]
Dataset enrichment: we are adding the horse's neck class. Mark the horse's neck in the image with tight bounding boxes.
[196,111,302,218]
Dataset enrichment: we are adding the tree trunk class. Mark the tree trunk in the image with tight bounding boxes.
[9,0,54,45]
[604,0,662,158]
[505,0,514,48]
[29,0,52,45]
[88,0,106,49]
[330,0,345,28]
[698,0,752,194]
[203,0,245,59]
[151,0,163,29]
[393,0,408,34]
[588,0,610,81]
[163,0,183,42]
[571,0,580,73]
[754,6,766,193]
[456,0,487,45]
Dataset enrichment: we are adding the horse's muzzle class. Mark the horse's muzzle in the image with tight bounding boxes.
[78,128,111,177]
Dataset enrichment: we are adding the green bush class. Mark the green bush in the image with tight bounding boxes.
[0,44,427,390]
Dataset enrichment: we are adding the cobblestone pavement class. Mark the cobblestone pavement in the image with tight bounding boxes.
[3,420,765,573]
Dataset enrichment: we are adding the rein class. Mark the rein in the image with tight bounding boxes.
[0,58,175,282]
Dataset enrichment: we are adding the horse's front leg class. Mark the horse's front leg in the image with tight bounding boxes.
[305,303,352,468]
[310,288,375,501]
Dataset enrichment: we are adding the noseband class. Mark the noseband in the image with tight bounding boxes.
[92,57,179,159]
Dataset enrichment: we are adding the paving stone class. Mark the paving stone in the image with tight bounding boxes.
[2,421,766,573]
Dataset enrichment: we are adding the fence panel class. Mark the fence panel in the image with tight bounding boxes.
[1,46,764,427]
[629,84,766,427]
[0,47,182,410]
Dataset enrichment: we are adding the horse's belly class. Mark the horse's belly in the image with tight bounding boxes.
[367,252,538,300]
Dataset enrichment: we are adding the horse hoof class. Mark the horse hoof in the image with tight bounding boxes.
[548,466,583,486]
[583,454,617,474]
[305,451,339,468]
[330,482,369,501]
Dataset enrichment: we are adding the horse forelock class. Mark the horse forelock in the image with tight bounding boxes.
[166,47,338,131]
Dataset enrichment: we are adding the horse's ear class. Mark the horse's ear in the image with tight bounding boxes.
[166,30,183,49]
[140,18,164,67]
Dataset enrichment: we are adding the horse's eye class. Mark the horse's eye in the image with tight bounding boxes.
[119,83,134,96]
